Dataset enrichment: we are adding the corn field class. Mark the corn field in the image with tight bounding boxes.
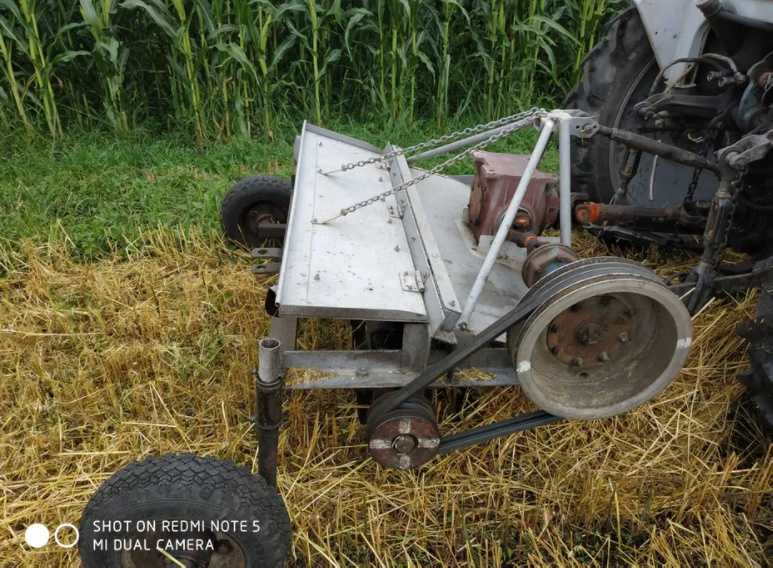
[0,0,623,142]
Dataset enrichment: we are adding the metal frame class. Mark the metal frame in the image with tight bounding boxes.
[389,147,461,335]
[457,111,596,328]
[269,111,600,391]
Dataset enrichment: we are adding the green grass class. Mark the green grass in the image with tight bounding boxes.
[0,119,557,259]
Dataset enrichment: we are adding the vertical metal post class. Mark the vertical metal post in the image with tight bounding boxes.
[558,116,572,246]
[256,337,284,488]
[457,118,556,329]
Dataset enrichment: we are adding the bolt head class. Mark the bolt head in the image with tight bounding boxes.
[598,351,610,362]
[392,434,417,454]
[618,332,630,343]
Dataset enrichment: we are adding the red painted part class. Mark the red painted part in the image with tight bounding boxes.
[574,202,603,224]
[468,151,559,244]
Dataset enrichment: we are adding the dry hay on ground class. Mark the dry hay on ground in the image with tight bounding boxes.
[0,229,770,567]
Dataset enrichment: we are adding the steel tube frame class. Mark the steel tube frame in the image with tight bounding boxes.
[457,117,556,328]
[407,124,515,163]
[558,115,572,246]
[256,337,284,487]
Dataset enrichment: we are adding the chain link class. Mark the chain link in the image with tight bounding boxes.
[321,107,546,175]
[314,109,547,224]
[684,166,702,204]
[714,181,739,272]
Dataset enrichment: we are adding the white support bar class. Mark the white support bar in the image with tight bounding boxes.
[457,117,556,329]
[558,115,572,246]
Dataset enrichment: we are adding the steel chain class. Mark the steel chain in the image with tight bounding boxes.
[684,166,702,204]
[316,110,546,223]
[716,182,739,271]
[324,107,546,175]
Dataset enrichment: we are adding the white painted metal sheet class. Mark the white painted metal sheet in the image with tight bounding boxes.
[276,123,428,322]
[410,172,533,334]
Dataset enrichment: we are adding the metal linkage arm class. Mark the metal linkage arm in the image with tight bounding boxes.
[596,125,720,174]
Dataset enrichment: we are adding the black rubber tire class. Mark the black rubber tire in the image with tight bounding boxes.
[565,8,656,203]
[741,353,773,436]
[738,292,773,436]
[79,453,291,568]
[221,176,292,247]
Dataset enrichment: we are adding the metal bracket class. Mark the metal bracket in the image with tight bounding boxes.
[717,129,773,170]
[387,202,403,220]
[567,116,599,139]
[252,262,281,275]
[547,110,599,139]
[251,247,283,260]
[400,270,426,293]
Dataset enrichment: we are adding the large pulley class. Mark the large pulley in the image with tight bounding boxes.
[509,257,693,419]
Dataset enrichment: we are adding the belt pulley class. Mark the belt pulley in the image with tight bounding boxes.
[366,254,693,469]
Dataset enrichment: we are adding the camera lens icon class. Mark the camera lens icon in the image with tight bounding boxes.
[24,524,49,549]
[25,523,79,549]
[54,523,79,548]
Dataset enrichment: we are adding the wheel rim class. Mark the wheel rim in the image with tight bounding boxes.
[515,271,692,419]
[606,59,719,208]
[241,203,286,245]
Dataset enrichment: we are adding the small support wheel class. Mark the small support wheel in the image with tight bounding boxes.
[366,397,440,470]
[221,176,292,247]
[79,453,291,568]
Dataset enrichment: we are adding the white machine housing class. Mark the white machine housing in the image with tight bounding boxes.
[634,0,773,84]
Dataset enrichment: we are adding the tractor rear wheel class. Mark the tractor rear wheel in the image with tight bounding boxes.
[737,291,773,437]
[565,8,717,207]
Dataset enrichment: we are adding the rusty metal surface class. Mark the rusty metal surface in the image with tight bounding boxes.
[545,294,635,370]
[521,244,578,287]
[574,201,705,231]
[468,151,558,242]
[368,399,439,469]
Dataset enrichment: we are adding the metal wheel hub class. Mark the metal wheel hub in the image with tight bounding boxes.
[367,399,439,470]
[545,294,635,369]
[510,258,693,420]
[246,208,281,235]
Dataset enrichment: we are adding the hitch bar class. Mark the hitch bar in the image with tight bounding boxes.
[596,125,720,174]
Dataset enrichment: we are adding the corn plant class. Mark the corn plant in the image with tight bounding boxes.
[282,0,342,125]
[568,0,620,84]
[122,0,206,144]
[0,0,625,140]
[0,0,87,137]
[0,11,31,130]
[433,0,468,125]
[80,0,129,132]
[240,0,302,139]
